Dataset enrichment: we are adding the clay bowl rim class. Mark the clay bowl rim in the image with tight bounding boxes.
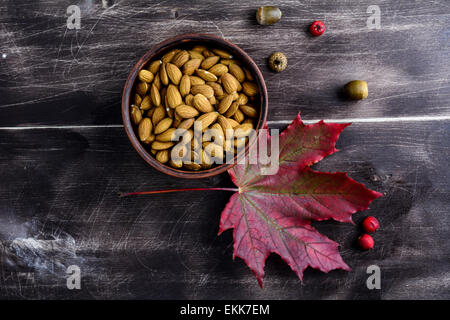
[121,33,268,179]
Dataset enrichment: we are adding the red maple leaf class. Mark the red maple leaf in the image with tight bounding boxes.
[219,114,383,287]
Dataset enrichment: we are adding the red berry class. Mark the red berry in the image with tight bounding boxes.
[358,234,374,250]
[362,216,379,233]
[309,20,325,36]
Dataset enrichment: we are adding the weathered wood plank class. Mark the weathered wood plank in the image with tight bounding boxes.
[0,0,449,126]
[0,121,448,299]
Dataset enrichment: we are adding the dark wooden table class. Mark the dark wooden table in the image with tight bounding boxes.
[0,0,449,300]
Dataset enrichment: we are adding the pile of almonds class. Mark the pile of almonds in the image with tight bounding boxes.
[130,45,260,170]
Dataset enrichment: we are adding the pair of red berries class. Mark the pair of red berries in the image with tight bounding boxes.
[358,216,379,250]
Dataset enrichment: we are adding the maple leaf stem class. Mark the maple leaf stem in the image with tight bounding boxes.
[119,187,239,197]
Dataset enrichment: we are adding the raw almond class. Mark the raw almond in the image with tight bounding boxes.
[140,95,152,110]
[234,137,247,148]
[203,123,225,146]
[196,69,218,82]
[136,81,148,96]
[224,101,240,117]
[152,106,165,126]
[150,83,161,107]
[212,48,233,59]
[196,112,219,131]
[217,115,234,137]
[203,142,224,159]
[131,105,142,125]
[161,49,179,63]
[192,45,207,52]
[218,94,234,114]
[193,94,214,113]
[152,141,175,150]
[167,84,182,108]
[229,63,245,82]
[189,76,205,86]
[244,68,254,81]
[188,51,205,61]
[170,159,183,168]
[207,82,224,97]
[154,117,173,134]
[156,127,177,142]
[185,94,194,106]
[221,73,239,94]
[177,118,195,130]
[143,134,155,145]
[233,109,245,123]
[166,63,182,85]
[220,59,236,66]
[171,50,189,68]
[227,118,240,128]
[201,56,220,69]
[179,75,191,97]
[202,49,214,58]
[184,162,202,171]
[134,93,142,106]
[176,105,199,118]
[191,84,214,98]
[172,144,188,159]
[237,93,248,105]
[153,73,161,90]
[209,64,228,77]
[242,82,258,96]
[160,63,169,85]
[138,70,154,83]
[234,123,254,138]
[148,60,162,74]
[240,105,257,118]
[183,58,202,75]
[138,118,152,141]
[208,96,217,105]
[155,150,170,163]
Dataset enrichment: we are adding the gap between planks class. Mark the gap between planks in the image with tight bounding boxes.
[0,115,449,130]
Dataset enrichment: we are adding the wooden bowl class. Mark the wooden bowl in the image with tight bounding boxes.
[121,33,268,178]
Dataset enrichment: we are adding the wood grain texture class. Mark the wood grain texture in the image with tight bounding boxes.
[0,0,449,126]
[0,0,449,300]
[0,122,449,299]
